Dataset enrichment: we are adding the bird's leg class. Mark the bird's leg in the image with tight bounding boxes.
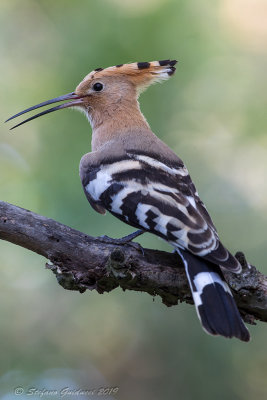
[97,229,145,255]
[98,229,145,244]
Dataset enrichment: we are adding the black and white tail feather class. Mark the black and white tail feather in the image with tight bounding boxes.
[176,249,250,341]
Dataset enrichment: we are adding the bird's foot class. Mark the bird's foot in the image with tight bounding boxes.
[97,230,145,255]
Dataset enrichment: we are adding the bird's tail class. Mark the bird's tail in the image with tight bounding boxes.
[177,249,250,342]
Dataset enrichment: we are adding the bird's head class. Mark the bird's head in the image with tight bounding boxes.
[6,60,177,130]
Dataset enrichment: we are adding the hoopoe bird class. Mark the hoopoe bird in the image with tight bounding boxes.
[6,59,250,341]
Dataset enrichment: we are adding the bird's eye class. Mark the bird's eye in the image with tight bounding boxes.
[93,82,103,92]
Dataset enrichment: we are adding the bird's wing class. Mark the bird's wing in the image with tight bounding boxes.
[84,151,241,272]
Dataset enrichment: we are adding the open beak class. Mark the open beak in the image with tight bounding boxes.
[5,92,83,130]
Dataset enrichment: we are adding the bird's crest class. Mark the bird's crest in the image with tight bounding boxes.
[80,59,177,93]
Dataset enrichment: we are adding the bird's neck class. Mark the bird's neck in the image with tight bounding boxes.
[89,100,150,152]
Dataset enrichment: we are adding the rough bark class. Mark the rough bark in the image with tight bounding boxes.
[0,200,266,325]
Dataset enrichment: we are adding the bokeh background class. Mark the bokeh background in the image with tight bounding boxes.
[1,0,267,399]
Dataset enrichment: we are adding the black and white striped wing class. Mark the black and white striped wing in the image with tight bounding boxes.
[84,153,241,272]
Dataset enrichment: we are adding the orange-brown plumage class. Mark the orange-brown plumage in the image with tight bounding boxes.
[74,60,177,151]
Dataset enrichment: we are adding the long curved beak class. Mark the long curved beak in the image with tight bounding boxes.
[5,92,83,130]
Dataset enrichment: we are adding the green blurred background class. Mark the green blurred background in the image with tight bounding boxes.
[1,0,267,399]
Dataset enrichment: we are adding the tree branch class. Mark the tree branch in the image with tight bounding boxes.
[0,200,266,325]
